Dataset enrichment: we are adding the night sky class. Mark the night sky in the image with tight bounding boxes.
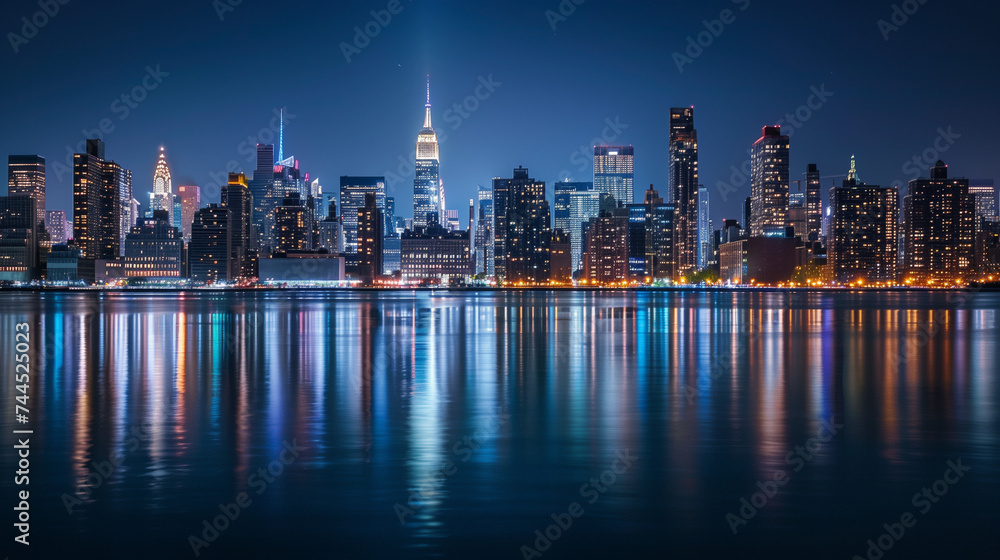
[2,0,997,225]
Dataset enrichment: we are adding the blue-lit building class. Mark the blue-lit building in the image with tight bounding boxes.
[413,81,441,229]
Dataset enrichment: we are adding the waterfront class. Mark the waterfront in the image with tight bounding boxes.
[0,290,997,559]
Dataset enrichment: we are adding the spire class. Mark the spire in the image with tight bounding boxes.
[423,76,433,130]
[278,108,284,162]
[848,155,858,183]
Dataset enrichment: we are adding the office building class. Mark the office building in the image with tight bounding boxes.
[750,126,790,237]
[222,173,254,279]
[275,191,311,254]
[594,146,634,206]
[7,155,45,227]
[584,206,629,286]
[968,179,997,226]
[249,143,275,251]
[73,139,132,271]
[475,186,494,277]
[805,164,823,243]
[0,195,38,281]
[401,225,471,283]
[643,186,676,281]
[550,229,572,285]
[697,185,710,269]
[669,108,699,276]
[340,176,386,255]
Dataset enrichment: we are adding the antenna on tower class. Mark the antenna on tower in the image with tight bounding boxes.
[278,108,284,162]
[426,75,431,107]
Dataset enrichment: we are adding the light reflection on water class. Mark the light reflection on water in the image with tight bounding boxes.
[0,290,996,559]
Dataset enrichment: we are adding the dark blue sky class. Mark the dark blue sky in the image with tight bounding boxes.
[2,0,997,225]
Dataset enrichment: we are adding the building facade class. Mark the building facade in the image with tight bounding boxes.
[413,80,441,229]
[189,204,233,283]
[594,146,634,207]
[669,108,699,276]
[123,211,184,278]
[829,169,899,284]
[902,161,976,282]
[750,126,790,237]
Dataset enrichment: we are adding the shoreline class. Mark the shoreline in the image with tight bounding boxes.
[1,285,996,294]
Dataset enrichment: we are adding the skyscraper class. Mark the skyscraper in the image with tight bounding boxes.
[968,179,997,225]
[222,173,254,279]
[413,79,441,229]
[805,164,823,243]
[669,108,699,277]
[584,205,629,286]
[339,176,386,255]
[0,195,38,280]
[275,191,310,254]
[73,140,105,261]
[7,155,45,227]
[123,211,183,278]
[643,186,676,281]
[190,204,232,283]
[830,159,899,284]
[103,160,132,259]
[494,166,550,285]
[475,186,494,277]
[902,161,976,282]
[358,192,384,286]
[177,185,200,242]
[750,126,790,237]
[697,185,710,270]
[249,143,275,252]
[593,146,634,207]
[150,148,173,223]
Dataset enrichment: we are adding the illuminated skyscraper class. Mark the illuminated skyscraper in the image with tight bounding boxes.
[249,143,275,251]
[750,126,790,237]
[45,210,69,246]
[358,193,384,286]
[150,148,173,223]
[494,166,550,285]
[413,78,441,229]
[643,186,676,281]
[830,158,899,284]
[222,173,254,279]
[805,164,823,243]
[190,204,232,283]
[7,155,45,227]
[340,176,386,255]
[73,139,132,267]
[669,108,699,277]
[554,181,598,274]
[475,186,494,277]
[968,179,997,225]
[697,185,711,269]
[594,146,634,206]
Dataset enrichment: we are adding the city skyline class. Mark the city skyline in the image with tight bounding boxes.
[2,1,997,226]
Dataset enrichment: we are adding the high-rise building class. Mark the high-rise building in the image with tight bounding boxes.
[475,186,494,277]
[222,173,254,279]
[805,164,823,243]
[444,209,460,232]
[669,108,699,277]
[249,143,275,251]
[787,192,807,239]
[7,155,45,227]
[697,185,711,270]
[494,166,550,285]
[385,196,396,238]
[316,198,341,254]
[968,179,997,225]
[554,181,596,275]
[123,211,184,278]
[189,204,232,283]
[0,195,38,281]
[275,191,310,254]
[73,139,132,265]
[750,126,790,237]
[627,204,647,280]
[45,210,69,246]
[584,206,629,286]
[643,186,676,281]
[401,226,470,284]
[829,159,899,284]
[177,185,200,242]
[339,176,386,255]
[149,148,173,223]
[594,146,634,207]
[358,193,384,286]
[413,79,441,229]
[902,161,976,282]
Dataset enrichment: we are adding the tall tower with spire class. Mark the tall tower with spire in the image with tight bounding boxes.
[413,77,441,229]
[150,147,174,224]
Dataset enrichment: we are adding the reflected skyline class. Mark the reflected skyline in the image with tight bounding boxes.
[0,291,997,558]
